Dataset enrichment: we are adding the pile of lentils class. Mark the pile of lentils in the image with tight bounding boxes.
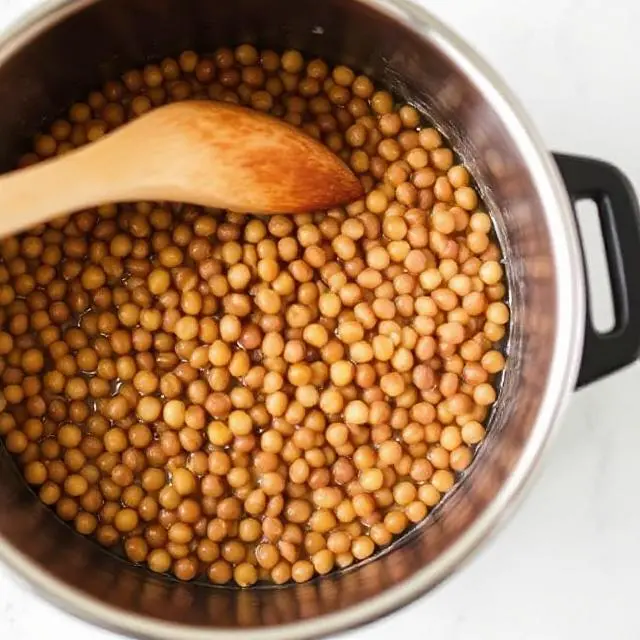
[0,45,509,586]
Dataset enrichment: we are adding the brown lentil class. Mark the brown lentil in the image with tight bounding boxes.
[1,45,507,588]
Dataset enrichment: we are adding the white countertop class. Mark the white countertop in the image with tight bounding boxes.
[1,0,639,638]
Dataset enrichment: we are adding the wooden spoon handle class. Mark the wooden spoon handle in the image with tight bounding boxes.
[0,124,175,236]
[0,144,132,237]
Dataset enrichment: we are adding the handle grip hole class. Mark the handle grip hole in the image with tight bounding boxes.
[575,197,616,333]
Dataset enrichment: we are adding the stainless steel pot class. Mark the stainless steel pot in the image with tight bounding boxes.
[1,1,639,638]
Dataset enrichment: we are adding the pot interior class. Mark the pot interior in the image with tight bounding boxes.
[0,0,561,635]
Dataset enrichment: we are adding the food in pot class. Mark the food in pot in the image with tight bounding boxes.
[0,45,508,586]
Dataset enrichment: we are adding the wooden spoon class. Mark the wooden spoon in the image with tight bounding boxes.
[0,101,363,237]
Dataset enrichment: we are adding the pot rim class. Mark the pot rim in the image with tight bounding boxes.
[0,0,586,638]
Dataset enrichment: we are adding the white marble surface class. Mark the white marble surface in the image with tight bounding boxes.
[1,0,639,638]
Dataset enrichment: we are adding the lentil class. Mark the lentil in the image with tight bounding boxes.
[1,44,507,588]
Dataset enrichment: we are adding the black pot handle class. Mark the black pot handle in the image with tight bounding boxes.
[554,153,640,388]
